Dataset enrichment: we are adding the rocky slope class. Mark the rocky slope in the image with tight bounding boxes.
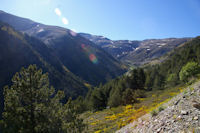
[79,33,191,66]
[117,81,200,133]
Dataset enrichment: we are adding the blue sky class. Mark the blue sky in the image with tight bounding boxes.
[0,0,200,40]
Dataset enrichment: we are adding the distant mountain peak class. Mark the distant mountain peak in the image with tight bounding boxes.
[79,33,191,66]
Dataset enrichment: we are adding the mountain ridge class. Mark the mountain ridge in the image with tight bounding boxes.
[0,10,126,85]
[79,33,191,66]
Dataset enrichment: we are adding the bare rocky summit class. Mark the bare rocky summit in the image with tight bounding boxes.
[79,33,191,66]
[117,81,200,133]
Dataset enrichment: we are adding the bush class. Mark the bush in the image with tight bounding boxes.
[179,62,200,82]
[158,106,165,112]
[151,110,158,117]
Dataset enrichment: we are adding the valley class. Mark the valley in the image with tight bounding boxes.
[0,7,200,133]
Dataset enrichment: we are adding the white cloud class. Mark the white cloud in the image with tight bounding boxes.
[55,8,62,16]
[62,17,69,25]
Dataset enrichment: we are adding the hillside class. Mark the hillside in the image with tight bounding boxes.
[117,81,200,133]
[0,11,126,85]
[79,33,190,66]
[0,22,88,118]
[80,36,200,132]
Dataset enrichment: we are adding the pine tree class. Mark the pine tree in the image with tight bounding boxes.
[137,68,146,89]
[1,65,86,133]
[90,88,106,110]
[122,88,136,105]
[107,87,122,107]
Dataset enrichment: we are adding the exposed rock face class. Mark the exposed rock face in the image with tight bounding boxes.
[79,33,191,66]
[117,82,200,133]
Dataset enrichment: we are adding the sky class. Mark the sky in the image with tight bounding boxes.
[0,0,200,40]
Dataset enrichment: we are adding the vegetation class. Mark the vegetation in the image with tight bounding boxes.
[0,22,88,119]
[179,61,200,82]
[84,68,146,111]
[82,86,184,132]
[0,15,200,133]
[77,36,200,132]
[158,106,165,112]
[0,65,86,133]
[151,110,158,117]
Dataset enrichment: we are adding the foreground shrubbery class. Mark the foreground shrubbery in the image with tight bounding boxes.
[0,65,86,133]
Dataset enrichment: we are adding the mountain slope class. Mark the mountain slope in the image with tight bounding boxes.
[0,11,126,85]
[0,22,87,118]
[79,33,190,66]
[117,81,200,133]
[81,36,200,133]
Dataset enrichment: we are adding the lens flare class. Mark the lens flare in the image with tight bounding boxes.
[54,8,69,25]
[89,54,98,64]
[55,8,62,16]
[62,17,69,25]
[81,44,98,64]
[81,44,86,50]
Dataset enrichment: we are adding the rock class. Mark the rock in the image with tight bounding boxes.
[187,118,192,122]
[181,110,188,115]
[174,99,180,105]
[194,116,198,120]
[176,115,182,120]
[157,128,161,132]
[193,103,200,110]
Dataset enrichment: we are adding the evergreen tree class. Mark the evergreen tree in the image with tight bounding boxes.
[1,65,86,133]
[107,87,122,107]
[144,73,152,90]
[122,88,136,105]
[90,88,106,110]
[137,68,146,89]
[153,74,164,90]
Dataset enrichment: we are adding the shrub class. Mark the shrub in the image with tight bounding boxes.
[158,106,164,112]
[151,110,158,117]
[179,62,200,82]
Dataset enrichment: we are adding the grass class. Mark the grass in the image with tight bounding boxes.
[81,85,185,133]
